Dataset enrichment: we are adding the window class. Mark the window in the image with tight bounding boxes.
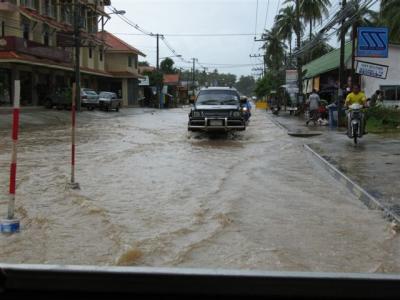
[89,47,93,59]
[43,31,49,46]
[22,22,30,40]
[44,0,50,16]
[99,48,103,62]
[381,85,400,101]
[63,4,73,24]
[196,89,240,105]
[134,56,138,69]
[20,0,39,10]
[42,24,50,46]
[128,55,132,67]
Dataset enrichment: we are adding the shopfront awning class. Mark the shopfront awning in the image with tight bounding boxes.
[302,42,352,79]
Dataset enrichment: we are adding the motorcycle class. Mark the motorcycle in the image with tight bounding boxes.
[242,105,251,122]
[271,105,281,115]
[347,103,364,144]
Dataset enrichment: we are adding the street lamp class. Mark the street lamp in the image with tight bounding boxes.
[109,9,126,15]
[159,55,182,60]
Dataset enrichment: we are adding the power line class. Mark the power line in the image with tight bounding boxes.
[254,0,259,35]
[293,0,378,57]
[275,0,281,17]
[263,0,270,30]
[111,33,256,37]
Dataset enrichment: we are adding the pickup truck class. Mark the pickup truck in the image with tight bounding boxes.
[188,87,246,132]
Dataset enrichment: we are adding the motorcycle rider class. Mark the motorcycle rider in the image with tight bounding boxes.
[345,84,367,134]
[306,89,320,126]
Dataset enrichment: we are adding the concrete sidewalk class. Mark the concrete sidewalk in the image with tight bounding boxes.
[271,110,400,219]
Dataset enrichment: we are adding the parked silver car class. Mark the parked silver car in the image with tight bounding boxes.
[81,88,99,110]
[98,92,122,112]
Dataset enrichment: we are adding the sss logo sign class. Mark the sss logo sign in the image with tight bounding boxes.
[357,27,389,58]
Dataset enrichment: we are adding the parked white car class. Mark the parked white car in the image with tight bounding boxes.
[81,88,99,110]
[98,92,122,112]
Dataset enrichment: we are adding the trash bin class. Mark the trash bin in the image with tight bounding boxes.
[328,104,347,128]
[327,104,338,128]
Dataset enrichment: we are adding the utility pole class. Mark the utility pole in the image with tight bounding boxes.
[351,22,356,86]
[249,54,265,77]
[192,58,197,96]
[295,0,303,106]
[156,33,163,109]
[192,58,196,86]
[74,0,81,111]
[338,0,347,128]
[156,34,160,71]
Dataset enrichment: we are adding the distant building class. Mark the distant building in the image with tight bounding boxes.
[97,31,146,106]
[0,0,146,107]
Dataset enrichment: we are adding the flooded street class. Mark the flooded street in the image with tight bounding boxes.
[0,108,399,273]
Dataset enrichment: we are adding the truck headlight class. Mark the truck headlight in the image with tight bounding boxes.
[231,111,241,117]
[192,111,202,117]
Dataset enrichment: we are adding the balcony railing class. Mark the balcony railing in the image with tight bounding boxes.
[0,36,72,63]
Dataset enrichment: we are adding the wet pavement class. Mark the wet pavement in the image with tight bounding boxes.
[0,108,400,273]
[272,110,400,219]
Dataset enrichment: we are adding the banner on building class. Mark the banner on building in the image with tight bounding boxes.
[285,70,297,82]
[139,76,150,86]
[356,60,388,79]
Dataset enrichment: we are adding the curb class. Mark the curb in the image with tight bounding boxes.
[304,144,400,224]
[267,114,288,131]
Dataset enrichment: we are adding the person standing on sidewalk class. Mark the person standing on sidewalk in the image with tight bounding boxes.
[306,89,320,126]
[370,90,383,107]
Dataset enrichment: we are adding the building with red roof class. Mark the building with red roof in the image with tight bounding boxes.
[0,1,146,107]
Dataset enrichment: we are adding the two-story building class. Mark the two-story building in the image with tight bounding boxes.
[97,31,145,106]
[0,0,145,107]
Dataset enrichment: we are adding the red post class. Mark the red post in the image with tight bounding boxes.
[70,83,79,189]
[7,80,20,220]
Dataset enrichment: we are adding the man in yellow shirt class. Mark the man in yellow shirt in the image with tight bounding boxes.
[345,84,367,134]
[345,84,367,107]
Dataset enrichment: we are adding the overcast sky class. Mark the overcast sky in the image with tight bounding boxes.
[105,0,353,78]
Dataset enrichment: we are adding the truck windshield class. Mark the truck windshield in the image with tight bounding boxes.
[196,90,239,105]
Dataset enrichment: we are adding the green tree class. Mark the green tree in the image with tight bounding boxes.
[143,70,163,87]
[301,34,334,64]
[262,26,286,72]
[235,76,256,96]
[275,5,296,58]
[160,58,177,74]
[380,0,400,42]
[138,61,150,67]
[337,0,377,39]
[300,0,331,40]
[254,70,284,98]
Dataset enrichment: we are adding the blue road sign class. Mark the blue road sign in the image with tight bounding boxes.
[357,27,389,58]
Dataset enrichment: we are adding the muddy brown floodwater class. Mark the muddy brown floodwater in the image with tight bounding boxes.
[0,108,399,273]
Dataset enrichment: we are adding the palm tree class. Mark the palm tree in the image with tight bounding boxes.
[380,0,400,42]
[300,0,331,40]
[301,34,334,64]
[284,0,331,40]
[261,26,287,72]
[338,0,377,40]
[275,5,296,58]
